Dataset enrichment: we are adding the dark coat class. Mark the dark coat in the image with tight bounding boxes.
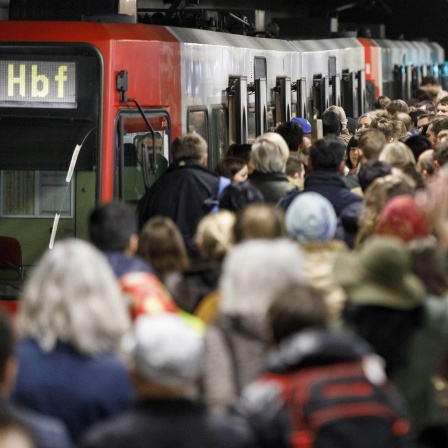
[137,159,220,259]
[80,398,257,448]
[248,171,294,204]
[238,329,407,448]
[278,171,362,215]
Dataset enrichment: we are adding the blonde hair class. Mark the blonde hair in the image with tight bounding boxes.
[379,141,416,167]
[233,203,287,243]
[18,239,130,356]
[195,210,236,261]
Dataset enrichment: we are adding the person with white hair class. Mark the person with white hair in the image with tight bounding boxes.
[202,239,308,414]
[12,239,134,443]
[80,313,255,448]
[247,132,294,203]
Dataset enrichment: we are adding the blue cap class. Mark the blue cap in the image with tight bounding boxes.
[291,117,312,134]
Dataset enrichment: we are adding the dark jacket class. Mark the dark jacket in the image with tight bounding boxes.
[238,329,407,448]
[12,339,135,443]
[80,398,257,448]
[278,171,362,214]
[137,158,220,258]
[248,171,294,204]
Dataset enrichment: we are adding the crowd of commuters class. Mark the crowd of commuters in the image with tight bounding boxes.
[4,78,448,448]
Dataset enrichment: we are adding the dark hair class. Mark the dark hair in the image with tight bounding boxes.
[433,140,448,168]
[409,109,427,127]
[358,160,393,192]
[275,122,304,152]
[310,137,345,171]
[342,302,424,374]
[219,181,264,212]
[267,284,327,343]
[89,202,138,252]
[224,143,252,164]
[345,136,359,170]
[214,157,246,179]
[405,134,432,161]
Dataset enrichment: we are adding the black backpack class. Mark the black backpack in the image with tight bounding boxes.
[263,361,411,448]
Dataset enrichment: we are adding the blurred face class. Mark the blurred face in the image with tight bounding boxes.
[437,104,448,116]
[417,117,429,133]
[233,164,248,183]
[358,116,372,130]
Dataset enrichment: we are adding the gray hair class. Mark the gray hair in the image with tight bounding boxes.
[251,132,289,173]
[219,239,307,320]
[18,239,130,356]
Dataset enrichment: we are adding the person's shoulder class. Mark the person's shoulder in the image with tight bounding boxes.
[13,405,73,448]
[277,187,300,210]
[79,410,138,448]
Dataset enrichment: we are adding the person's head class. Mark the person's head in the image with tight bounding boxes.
[267,284,327,344]
[355,172,416,247]
[233,203,287,243]
[138,216,189,282]
[357,112,376,131]
[285,192,337,243]
[357,128,387,162]
[275,121,304,153]
[18,239,130,356]
[285,153,304,179]
[374,195,430,242]
[358,160,392,193]
[143,132,164,155]
[251,132,289,173]
[171,132,208,165]
[290,117,312,136]
[378,141,416,168]
[124,313,205,394]
[89,201,138,254]
[335,236,425,373]
[335,235,424,309]
[386,99,410,117]
[215,157,248,183]
[426,116,448,148]
[433,140,448,170]
[195,210,235,261]
[309,137,345,172]
[373,95,391,110]
[417,149,435,180]
[224,143,253,173]
[416,100,436,114]
[392,112,412,132]
[370,118,398,142]
[405,134,432,161]
[321,111,342,136]
[421,75,439,89]
[416,114,431,133]
[323,105,348,129]
[409,109,427,131]
[219,239,307,321]
[345,136,360,170]
[436,96,448,116]
[218,181,264,212]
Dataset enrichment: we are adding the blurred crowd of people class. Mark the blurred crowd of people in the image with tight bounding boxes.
[4,76,448,448]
